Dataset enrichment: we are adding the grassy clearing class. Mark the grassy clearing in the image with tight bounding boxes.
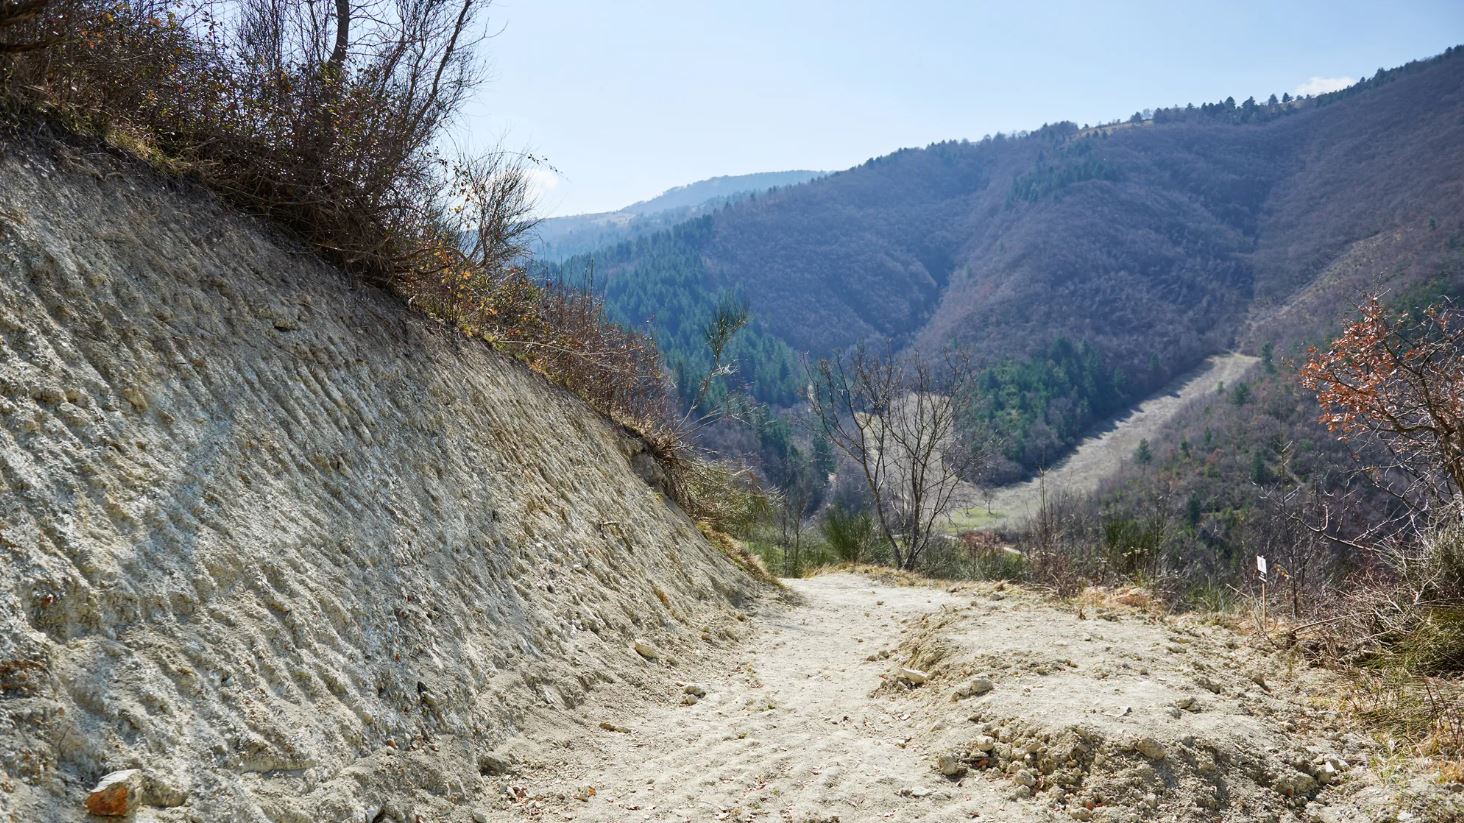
[946,505,1007,532]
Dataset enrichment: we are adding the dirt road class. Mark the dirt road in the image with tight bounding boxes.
[495,574,1031,821]
[953,352,1259,530]
[489,573,1449,823]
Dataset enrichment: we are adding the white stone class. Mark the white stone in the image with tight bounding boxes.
[898,667,929,685]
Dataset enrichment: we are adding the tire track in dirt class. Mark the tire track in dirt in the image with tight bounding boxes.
[491,573,1452,823]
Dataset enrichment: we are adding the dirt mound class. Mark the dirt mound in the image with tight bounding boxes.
[887,584,1461,822]
[0,135,761,821]
[463,574,1458,822]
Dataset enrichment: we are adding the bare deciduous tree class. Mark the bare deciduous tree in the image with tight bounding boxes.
[809,346,983,571]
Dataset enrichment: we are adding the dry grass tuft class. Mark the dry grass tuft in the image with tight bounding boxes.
[1338,668,1464,781]
[696,523,786,593]
[1073,585,1163,613]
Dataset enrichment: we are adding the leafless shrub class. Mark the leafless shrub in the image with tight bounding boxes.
[809,346,986,570]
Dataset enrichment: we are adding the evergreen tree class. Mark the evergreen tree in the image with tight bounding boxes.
[1135,439,1154,465]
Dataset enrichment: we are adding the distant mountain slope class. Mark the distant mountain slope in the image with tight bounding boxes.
[532,170,824,261]
[954,352,1260,530]
[620,170,828,215]
[566,46,1464,472]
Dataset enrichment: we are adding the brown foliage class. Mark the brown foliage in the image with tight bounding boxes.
[1299,296,1464,513]
[1293,299,1464,697]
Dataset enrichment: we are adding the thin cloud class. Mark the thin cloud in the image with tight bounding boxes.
[1294,76,1355,97]
[524,166,568,214]
[525,166,562,197]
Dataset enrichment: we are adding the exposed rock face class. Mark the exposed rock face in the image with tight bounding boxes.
[0,135,758,821]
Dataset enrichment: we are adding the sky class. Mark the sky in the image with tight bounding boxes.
[456,1,1464,217]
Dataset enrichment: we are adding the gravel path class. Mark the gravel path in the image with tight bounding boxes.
[495,574,1039,822]
[489,572,1455,823]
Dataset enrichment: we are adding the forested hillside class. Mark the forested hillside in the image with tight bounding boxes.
[559,47,1464,475]
[551,218,805,406]
[1075,276,1464,584]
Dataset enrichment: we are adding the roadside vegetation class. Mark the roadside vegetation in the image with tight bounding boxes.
[0,0,778,527]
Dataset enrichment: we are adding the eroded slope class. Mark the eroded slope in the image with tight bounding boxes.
[0,136,759,822]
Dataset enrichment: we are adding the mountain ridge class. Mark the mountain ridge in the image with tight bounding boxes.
[532,169,825,261]
[561,45,1464,474]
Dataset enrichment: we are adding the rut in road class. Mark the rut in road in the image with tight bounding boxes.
[500,574,1035,822]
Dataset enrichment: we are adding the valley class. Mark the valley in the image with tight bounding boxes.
[951,352,1260,530]
[2,5,1462,820]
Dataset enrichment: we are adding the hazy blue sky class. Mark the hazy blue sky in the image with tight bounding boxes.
[457,1,1464,216]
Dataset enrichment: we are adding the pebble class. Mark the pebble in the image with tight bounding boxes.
[633,639,660,660]
[478,754,512,775]
[1133,737,1166,760]
[1274,769,1316,797]
[85,769,143,817]
[900,785,931,798]
[954,677,994,699]
[934,753,967,777]
[1308,755,1348,785]
[898,668,929,685]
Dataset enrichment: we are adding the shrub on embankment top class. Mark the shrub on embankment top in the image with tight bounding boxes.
[0,0,746,519]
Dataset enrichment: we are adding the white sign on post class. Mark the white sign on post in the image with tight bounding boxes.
[1256,555,1268,577]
